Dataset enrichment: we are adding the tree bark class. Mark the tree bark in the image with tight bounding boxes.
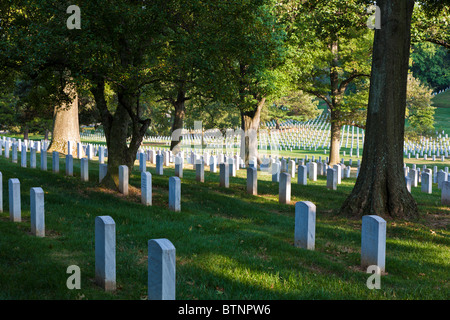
[328,109,342,166]
[240,98,265,165]
[23,125,29,141]
[169,89,187,154]
[91,77,150,190]
[47,81,81,155]
[328,40,342,166]
[340,0,418,219]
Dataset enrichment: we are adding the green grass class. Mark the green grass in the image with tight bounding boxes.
[432,90,450,134]
[0,152,448,300]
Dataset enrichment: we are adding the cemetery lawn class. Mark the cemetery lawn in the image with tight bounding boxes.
[0,155,449,300]
[433,90,450,133]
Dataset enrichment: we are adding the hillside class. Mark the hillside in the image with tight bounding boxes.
[433,90,450,134]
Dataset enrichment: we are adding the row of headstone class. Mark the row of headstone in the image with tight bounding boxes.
[118,161,181,211]
[94,216,176,299]
[0,167,176,299]
[0,174,45,236]
[3,135,448,210]
[294,201,386,272]
[0,137,105,182]
[1,136,185,212]
[404,164,450,195]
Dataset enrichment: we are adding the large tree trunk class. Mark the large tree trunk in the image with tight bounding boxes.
[103,102,133,188]
[169,89,186,154]
[328,109,341,166]
[240,98,265,165]
[328,40,341,166]
[340,0,418,219]
[47,81,81,155]
[23,125,29,141]
[91,78,150,190]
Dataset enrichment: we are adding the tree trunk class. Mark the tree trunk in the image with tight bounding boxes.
[240,98,265,165]
[328,40,341,166]
[102,102,133,189]
[47,82,81,155]
[91,78,150,190]
[169,89,186,154]
[340,0,418,219]
[328,109,341,166]
[23,125,29,140]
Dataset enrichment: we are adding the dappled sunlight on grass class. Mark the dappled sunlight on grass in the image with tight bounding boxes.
[0,153,449,299]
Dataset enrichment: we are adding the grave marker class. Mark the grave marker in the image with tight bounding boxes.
[95,216,116,291]
[118,165,129,195]
[175,156,183,178]
[30,148,36,168]
[9,178,21,222]
[12,143,18,163]
[81,158,89,182]
[442,181,450,206]
[289,160,295,178]
[148,239,176,300]
[156,154,164,175]
[247,166,257,195]
[220,163,229,188]
[41,150,47,171]
[139,152,146,172]
[308,162,317,181]
[30,187,45,237]
[141,171,152,206]
[437,170,447,189]
[272,162,280,182]
[326,168,337,190]
[52,151,59,173]
[297,165,307,185]
[21,146,27,168]
[195,160,204,183]
[279,172,291,204]
[361,215,386,273]
[405,176,411,193]
[421,171,432,194]
[99,164,108,183]
[294,201,316,250]
[66,154,73,176]
[169,176,181,212]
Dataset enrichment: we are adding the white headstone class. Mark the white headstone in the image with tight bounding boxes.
[9,178,21,222]
[148,239,176,300]
[294,201,316,250]
[141,171,152,206]
[118,165,129,195]
[30,187,45,237]
[169,176,181,212]
[95,216,116,291]
[361,215,386,273]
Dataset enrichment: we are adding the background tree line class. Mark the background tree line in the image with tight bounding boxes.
[1,0,449,218]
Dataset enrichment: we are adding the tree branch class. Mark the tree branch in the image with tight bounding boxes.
[339,73,370,92]
[425,38,450,49]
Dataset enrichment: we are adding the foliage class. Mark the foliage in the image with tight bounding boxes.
[284,0,373,125]
[262,90,321,127]
[184,101,241,132]
[411,3,450,50]
[410,42,450,92]
[0,150,448,299]
[405,73,436,136]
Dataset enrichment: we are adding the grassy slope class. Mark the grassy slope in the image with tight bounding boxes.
[433,90,450,134]
[0,152,448,300]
